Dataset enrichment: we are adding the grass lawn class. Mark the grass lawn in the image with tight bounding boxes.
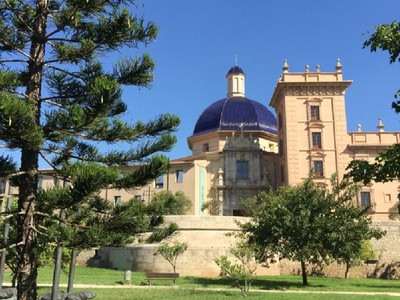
[4,267,400,299]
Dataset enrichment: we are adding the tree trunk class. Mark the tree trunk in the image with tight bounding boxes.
[300,260,308,286]
[344,261,350,279]
[17,150,39,300]
[16,0,48,299]
[67,249,78,293]
[51,210,65,300]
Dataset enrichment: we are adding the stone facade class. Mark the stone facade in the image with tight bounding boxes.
[270,62,352,185]
[90,216,400,278]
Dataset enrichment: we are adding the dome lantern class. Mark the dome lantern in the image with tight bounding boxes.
[226,65,245,98]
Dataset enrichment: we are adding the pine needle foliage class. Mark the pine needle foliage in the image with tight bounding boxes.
[0,1,180,299]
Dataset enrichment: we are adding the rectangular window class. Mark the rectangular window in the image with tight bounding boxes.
[310,105,320,121]
[114,195,122,206]
[312,132,322,148]
[361,192,371,208]
[384,193,392,203]
[155,175,164,189]
[203,143,209,152]
[236,161,249,180]
[37,177,43,191]
[176,170,183,183]
[279,139,284,156]
[313,160,324,177]
[8,184,14,195]
[0,180,6,194]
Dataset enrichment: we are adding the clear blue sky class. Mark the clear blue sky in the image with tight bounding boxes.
[3,1,399,167]
[123,0,399,160]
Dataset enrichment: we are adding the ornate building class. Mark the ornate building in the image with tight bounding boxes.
[127,61,399,220]
[1,61,398,221]
[92,62,399,275]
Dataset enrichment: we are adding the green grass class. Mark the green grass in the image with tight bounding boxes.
[182,275,400,292]
[41,266,128,285]
[23,267,400,293]
[5,267,400,299]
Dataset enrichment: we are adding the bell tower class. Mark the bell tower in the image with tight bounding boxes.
[270,59,352,185]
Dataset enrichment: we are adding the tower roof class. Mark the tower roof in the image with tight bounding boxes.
[226,65,245,75]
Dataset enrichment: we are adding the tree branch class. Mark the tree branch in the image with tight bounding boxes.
[41,99,64,108]
[0,59,28,63]
[3,0,35,36]
[44,64,83,80]
[0,240,25,252]
[38,151,62,173]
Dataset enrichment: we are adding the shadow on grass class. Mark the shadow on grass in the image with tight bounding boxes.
[350,283,400,291]
[257,279,326,291]
[185,276,326,291]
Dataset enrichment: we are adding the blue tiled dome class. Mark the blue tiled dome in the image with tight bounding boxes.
[193,97,277,135]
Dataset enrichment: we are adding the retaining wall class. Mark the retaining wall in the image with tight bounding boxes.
[89,217,400,278]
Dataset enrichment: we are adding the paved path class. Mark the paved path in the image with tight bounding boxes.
[34,284,400,297]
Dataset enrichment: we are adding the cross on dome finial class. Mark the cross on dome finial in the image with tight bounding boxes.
[235,54,238,66]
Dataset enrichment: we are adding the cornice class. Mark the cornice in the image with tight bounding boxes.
[187,130,278,149]
[270,80,352,107]
[347,144,393,151]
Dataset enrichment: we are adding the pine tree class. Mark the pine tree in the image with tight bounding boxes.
[0,1,179,299]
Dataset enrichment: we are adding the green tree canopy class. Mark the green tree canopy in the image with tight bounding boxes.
[347,21,400,200]
[363,20,400,112]
[147,191,192,217]
[0,1,179,299]
[155,242,187,274]
[242,175,383,285]
[324,176,384,279]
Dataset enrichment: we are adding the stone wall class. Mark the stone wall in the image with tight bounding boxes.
[278,221,400,278]
[89,217,400,278]
[90,215,279,276]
